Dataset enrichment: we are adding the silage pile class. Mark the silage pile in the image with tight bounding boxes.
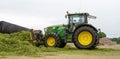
[0,31,40,56]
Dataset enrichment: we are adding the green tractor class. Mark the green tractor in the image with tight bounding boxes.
[31,12,99,49]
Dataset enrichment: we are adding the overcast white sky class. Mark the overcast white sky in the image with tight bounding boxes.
[0,0,119,38]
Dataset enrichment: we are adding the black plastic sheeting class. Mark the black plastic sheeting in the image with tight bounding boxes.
[0,21,30,33]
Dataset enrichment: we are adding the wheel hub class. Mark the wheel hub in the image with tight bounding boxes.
[78,31,93,46]
[47,37,55,46]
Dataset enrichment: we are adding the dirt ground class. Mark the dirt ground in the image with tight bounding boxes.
[1,55,120,59]
[1,44,120,59]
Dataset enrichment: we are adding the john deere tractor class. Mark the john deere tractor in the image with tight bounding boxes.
[31,12,99,49]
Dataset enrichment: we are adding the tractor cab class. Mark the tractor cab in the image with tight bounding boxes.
[66,12,96,32]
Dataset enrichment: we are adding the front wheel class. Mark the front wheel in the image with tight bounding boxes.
[44,33,62,47]
[73,26,99,49]
[44,33,67,48]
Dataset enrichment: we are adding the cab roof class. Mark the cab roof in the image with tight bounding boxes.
[67,13,89,16]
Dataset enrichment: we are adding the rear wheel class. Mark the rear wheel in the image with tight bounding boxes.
[73,26,98,49]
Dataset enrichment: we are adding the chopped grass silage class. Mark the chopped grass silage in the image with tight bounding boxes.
[0,31,120,57]
[0,31,38,56]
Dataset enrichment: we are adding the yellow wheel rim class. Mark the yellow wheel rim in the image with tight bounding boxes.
[78,31,92,46]
[47,37,55,46]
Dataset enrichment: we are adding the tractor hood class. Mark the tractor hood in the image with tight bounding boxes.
[46,24,67,28]
[44,24,67,34]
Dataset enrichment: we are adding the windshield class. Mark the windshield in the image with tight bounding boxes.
[69,15,85,24]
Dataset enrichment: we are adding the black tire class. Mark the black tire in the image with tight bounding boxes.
[73,26,99,49]
[44,33,60,47]
[44,33,67,48]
